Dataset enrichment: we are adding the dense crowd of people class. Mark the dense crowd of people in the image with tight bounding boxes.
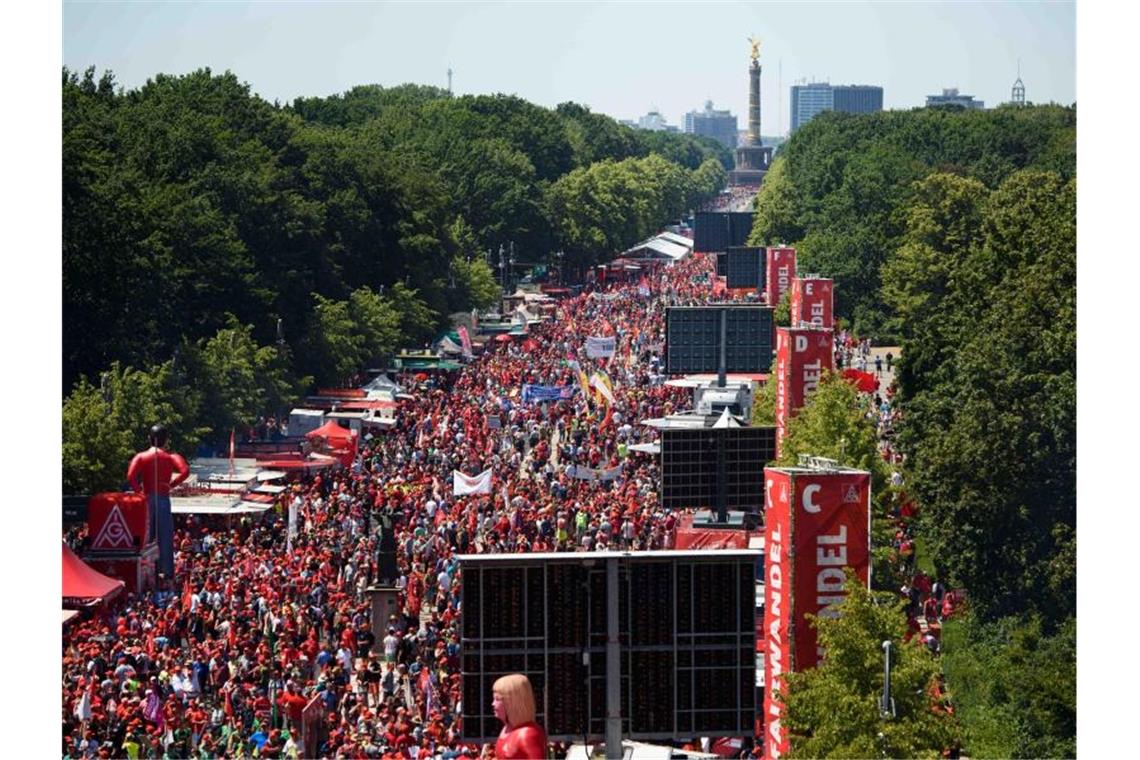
[62,251,938,759]
[62,256,724,759]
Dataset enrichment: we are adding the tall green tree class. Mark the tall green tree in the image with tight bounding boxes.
[745,105,1075,335]
[898,170,1075,624]
[348,287,404,367]
[182,315,302,445]
[62,361,205,493]
[776,373,898,587]
[940,613,1075,759]
[300,294,365,387]
[782,573,955,759]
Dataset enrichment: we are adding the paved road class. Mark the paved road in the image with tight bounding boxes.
[846,345,901,393]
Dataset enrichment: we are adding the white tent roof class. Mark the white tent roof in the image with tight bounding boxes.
[362,374,402,394]
[656,231,695,249]
[623,236,691,261]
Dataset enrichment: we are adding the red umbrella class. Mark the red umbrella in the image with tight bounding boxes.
[494,334,514,343]
[841,369,879,394]
[414,372,429,382]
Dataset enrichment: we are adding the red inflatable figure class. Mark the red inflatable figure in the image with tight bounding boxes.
[492,674,547,759]
[126,424,189,585]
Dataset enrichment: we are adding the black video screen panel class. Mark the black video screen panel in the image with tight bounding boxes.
[694,212,730,253]
[725,246,766,290]
[665,307,775,374]
[460,553,757,743]
[728,212,755,247]
[660,426,775,510]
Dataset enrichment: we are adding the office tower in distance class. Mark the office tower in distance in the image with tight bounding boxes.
[832,85,883,115]
[789,83,883,132]
[790,82,832,132]
[637,109,679,132]
[926,88,985,109]
[684,101,739,150]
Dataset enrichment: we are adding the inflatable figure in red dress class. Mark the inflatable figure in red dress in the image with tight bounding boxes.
[492,674,547,759]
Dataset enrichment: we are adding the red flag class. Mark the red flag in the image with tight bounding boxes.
[601,404,614,431]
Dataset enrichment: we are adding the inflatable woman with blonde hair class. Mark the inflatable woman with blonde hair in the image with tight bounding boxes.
[492,674,547,759]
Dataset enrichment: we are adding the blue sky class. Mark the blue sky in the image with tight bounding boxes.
[63,0,1075,136]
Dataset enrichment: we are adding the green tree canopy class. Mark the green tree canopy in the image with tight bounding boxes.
[782,573,955,759]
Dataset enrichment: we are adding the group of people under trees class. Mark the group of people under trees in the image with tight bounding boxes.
[63,251,932,759]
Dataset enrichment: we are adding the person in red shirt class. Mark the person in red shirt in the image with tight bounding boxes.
[126,424,190,583]
[278,681,308,733]
[492,674,547,759]
[185,699,208,750]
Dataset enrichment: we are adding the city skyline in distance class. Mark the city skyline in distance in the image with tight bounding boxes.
[64,1,1075,137]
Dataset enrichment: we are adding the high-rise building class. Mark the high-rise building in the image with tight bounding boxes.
[926,88,984,109]
[833,85,884,115]
[790,82,833,131]
[637,110,678,131]
[684,100,738,149]
[789,83,884,132]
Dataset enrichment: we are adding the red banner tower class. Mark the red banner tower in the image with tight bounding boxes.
[774,326,834,458]
[789,277,834,329]
[762,463,871,759]
[765,247,796,307]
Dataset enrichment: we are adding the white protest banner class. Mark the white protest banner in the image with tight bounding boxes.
[566,462,624,482]
[585,335,616,359]
[452,468,493,495]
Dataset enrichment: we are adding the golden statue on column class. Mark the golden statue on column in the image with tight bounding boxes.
[749,35,761,63]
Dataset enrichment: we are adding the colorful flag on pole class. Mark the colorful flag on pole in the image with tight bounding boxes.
[568,359,591,399]
[458,326,474,359]
[590,371,615,405]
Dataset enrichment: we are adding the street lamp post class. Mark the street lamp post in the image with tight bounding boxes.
[880,640,896,719]
[498,244,507,293]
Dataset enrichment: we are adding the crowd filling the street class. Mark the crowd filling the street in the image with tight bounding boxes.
[63,251,941,760]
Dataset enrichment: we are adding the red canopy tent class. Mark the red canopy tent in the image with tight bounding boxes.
[62,541,124,607]
[841,368,880,394]
[306,421,358,467]
[306,420,356,447]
